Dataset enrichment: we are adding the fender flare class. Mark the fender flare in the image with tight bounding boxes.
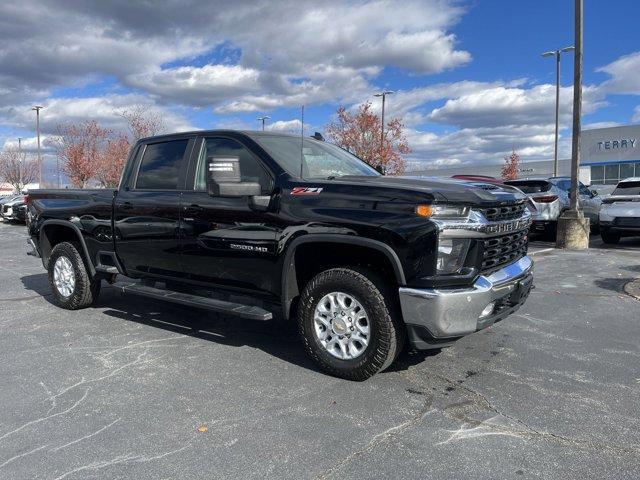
[280,234,406,319]
[39,219,96,276]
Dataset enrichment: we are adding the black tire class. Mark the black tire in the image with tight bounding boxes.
[544,222,558,241]
[601,229,620,245]
[48,242,101,309]
[297,267,405,381]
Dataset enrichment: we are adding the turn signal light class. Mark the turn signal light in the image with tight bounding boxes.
[415,205,433,217]
[535,195,558,203]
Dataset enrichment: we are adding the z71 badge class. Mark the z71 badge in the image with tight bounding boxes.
[290,187,323,196]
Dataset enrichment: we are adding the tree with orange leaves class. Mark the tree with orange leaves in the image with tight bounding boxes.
[501,150,520,180]
[96,134,130,188]
[325,102,410,175]
[55,121,109,187]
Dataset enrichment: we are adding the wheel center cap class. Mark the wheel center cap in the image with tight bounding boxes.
[332,317,348,335]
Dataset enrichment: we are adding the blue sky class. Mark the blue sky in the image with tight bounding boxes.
[1,0,639,181]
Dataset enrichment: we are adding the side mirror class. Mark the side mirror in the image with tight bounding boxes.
[207,156,261,197]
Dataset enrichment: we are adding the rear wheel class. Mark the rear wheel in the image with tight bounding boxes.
[297,267,404,381]
[601,229,620,245]
[48,242,101,309]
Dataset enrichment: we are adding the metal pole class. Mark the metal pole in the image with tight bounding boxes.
[18,138,22,191]
[380,93,386,164]
[569,0,583,212]
[257,115,270,131]
[33,106,43,186]
[553,51,560,177]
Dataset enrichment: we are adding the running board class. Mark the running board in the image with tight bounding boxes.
[117,282,273,321]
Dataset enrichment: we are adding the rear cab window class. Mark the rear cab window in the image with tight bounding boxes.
[613,181,640,196]
[135,139,189,190]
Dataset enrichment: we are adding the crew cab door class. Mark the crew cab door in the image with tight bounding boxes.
[179,136,281,296]
[114,137,194,278]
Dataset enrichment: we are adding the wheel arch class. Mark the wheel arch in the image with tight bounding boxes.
[281,235,405,320]
[39,220,96,276]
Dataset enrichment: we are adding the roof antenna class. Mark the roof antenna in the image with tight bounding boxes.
[299,105,305,179]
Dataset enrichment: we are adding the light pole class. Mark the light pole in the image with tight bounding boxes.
[556,0,588,250]
[18,137,23,191]
[542,46,574,177]
[374,91,394,164]
[32,106,43,186]
[257,116,270,131]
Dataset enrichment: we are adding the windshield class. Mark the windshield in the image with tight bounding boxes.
[613,181,640,196]
[252,135,380,179]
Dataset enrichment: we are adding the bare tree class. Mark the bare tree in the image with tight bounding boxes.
[55,121,110,188]
[0,145,38,192]
[119,105,165,142]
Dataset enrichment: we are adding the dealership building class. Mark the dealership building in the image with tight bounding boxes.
[412,124,640,194]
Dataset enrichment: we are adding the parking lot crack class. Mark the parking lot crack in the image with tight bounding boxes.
[434,374,640,455]
[314,395,434,479]
[0,389,90,442]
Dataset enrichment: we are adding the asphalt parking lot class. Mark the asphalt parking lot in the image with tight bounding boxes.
[0,221,639,479]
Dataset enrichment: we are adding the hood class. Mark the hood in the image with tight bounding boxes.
[333,175,527,205]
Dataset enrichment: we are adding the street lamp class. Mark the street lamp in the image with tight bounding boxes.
[542,46,574,177]
[374,91,394,165]
[32,106,44,186]
[17,137,23,191]
[257,116,270,131]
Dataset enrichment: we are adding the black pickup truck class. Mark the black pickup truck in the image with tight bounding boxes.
[26,130,533,380]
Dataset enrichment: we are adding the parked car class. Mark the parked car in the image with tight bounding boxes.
[27,130,533,380]
[504,177,600,235]
[1,195,27,223]
[599,178,640,244]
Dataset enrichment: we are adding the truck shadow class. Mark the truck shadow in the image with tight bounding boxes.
[20,273,436,377]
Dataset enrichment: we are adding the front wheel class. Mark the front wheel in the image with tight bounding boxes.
[297,268,404,381]
[48,242,101,309]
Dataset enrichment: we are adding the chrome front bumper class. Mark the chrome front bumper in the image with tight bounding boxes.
[399,256,533,342]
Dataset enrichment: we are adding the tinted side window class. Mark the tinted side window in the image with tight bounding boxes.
[136,139,188,190]
[195,138,270,192]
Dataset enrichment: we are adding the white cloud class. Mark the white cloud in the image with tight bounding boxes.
[597,52,640,95]
[267,119,302,133]
[0,0,470,112]
[1,95,195,135]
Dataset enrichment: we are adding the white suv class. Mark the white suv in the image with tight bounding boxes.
[599,178,640,244]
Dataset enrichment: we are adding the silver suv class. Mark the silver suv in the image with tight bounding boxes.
[504,177,601,235]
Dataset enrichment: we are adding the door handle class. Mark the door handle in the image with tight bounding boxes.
[121,202,134,210]
[184,204,204,213]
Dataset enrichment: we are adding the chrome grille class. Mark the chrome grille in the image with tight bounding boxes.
[481,230,528,274]
[481,203,526,222]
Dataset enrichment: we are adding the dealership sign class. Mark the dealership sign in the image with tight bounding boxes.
[597,139,636,150]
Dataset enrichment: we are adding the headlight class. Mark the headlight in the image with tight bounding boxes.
[433,205,470,218]
[436,238,470,275]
